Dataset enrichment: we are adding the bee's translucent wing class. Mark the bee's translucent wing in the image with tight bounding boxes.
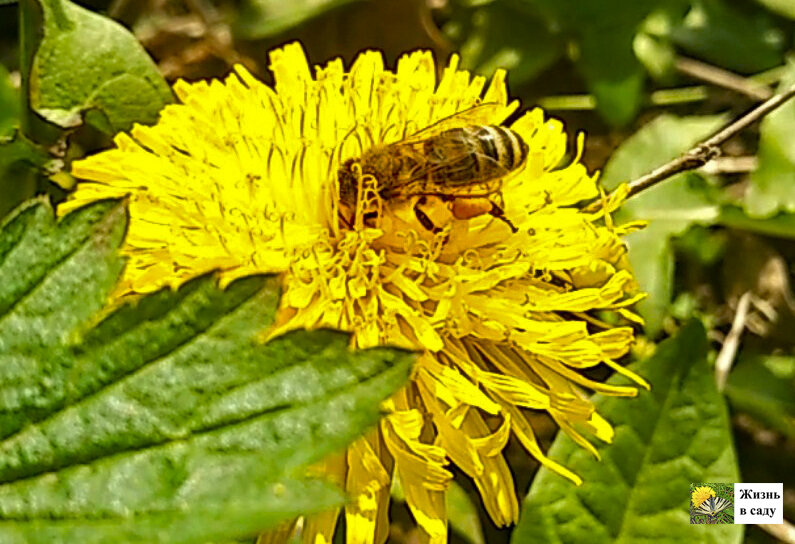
[388,145,510,198]
[401,102,507,142]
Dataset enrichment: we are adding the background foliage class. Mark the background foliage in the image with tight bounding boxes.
[0,0,793,543]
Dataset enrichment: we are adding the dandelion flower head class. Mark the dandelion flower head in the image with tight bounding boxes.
[692,486,717,508]
[63,42,648,543]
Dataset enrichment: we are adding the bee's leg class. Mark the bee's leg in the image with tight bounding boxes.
[414,197,443,234]
[414,206,443,234]
[488,201,519,233]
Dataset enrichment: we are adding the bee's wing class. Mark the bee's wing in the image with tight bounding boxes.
[395,142,511,197]
[401,102,506,142]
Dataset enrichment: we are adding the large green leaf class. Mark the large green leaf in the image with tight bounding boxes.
[745,62,795,217]
[600,114,724,336]
[20,0,172,134]
[512,320,742,544]
[521,0,663,125]
[235,0,365,40]
[670,0,785,74]
[0,199,414,543]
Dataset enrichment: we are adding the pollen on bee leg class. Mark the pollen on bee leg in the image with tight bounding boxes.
[449,198,518,233]
[450,198,493,220]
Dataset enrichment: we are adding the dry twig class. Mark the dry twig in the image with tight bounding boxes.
[585,83,795,213]
[699,156,758,175]
[676,57,773,102]
[715,291,751,392]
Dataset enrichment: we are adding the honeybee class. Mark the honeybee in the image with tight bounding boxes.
[337,103,528,233]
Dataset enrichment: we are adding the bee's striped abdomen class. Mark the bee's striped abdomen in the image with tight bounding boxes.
[473,125,528,177]
[421,125,528,187]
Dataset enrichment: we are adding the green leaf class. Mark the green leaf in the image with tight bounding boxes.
[0,198,129,435]
[444,1,564,88]
[670,0,785,74]
[745,62,795,217]
[521,0,663,125]
[0,66,39,219]
[578,27,645,126]
[512,320,742,544]
[600,114,725,335]
[235,0,364,40]
[633,31,676,83]
[0,132,51,219]
[448,481,485,544]
[0,65,19,138]
[673,225,726,266]
[726,353,795,438]
[718,206,795,239]
[0,199,414,543]
[752,0,795,19]
[21,0,172,134]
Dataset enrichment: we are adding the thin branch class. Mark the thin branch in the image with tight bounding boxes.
[650,86,708,106]
[676,56,773,101]
[699,155,758,175]
[715,291,751,392]
[585,83,795,213]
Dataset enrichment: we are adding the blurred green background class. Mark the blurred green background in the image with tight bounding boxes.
[0,0,793,542]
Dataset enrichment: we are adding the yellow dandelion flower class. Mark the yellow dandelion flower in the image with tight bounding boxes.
[62,42,649,544]
[692,486,717,508]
